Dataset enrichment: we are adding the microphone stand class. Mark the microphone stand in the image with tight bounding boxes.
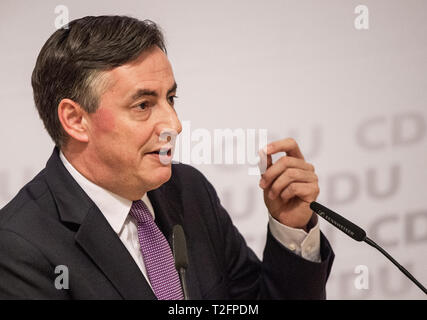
[363,237,426,294]
[172,224,190,300]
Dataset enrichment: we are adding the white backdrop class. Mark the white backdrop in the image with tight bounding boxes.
[0,0,426,299]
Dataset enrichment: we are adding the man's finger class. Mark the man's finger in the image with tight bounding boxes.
[260,156,315,189]
[266,169,318,199]
[266,138,304,160]
[267,153,273,170]
[280,182,320,203]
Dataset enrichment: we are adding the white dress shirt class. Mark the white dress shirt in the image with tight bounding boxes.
[60,151,321,287]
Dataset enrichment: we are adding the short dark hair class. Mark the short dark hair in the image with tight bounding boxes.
[31,15,167,147]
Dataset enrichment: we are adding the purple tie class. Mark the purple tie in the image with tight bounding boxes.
[129,200,184,300]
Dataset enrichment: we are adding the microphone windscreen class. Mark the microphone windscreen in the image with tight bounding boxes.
[172,224,189,270]
[310,201,367,241]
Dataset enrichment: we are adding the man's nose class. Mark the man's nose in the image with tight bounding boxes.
[156,104,182,137]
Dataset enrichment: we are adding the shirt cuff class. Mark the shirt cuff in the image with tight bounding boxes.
[268,213,321,263]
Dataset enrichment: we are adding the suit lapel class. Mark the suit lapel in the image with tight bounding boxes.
[75,205,156,299]
[148,185,182,246]
[148,183,203,300]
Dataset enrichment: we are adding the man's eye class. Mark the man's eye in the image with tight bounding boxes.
[138,102,149,110]
[168,95,178,104]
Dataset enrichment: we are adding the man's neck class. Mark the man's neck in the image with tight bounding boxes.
[60,145,147,201]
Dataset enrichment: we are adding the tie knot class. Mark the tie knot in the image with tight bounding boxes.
[130,200,152,224]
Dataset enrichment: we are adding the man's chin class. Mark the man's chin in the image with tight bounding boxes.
[145,165,172,190]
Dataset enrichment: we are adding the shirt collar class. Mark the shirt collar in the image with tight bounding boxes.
[59,151,155,234]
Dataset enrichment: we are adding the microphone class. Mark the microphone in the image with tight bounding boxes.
[310,201,427,295]
[172,224,190,300]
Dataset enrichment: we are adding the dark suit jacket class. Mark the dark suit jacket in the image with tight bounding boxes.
[0,148,334,299]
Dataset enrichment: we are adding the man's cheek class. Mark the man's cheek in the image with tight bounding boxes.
[92,107,116,133]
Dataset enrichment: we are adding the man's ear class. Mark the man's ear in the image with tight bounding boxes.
[57,98,89,143]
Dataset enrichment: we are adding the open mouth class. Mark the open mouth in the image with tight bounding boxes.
[146,148,172,157]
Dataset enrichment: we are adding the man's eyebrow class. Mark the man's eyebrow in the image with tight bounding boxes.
[129,82,178,101]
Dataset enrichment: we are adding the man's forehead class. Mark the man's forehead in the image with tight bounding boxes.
[104,48,175,95]
[110,54,173,81]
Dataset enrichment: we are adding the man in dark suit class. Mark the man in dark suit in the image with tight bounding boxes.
[0,15,333,299]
